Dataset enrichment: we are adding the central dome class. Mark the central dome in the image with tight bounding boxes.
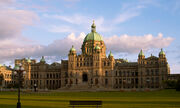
[83,21,103,42]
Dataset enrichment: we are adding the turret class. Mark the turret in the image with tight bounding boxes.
[68,45,76,69]
[159,48,166,58]
[138,49,145,64]
[40,56,46,63]
[26,57,32,80]
[158,48,167,65]
[138,49,145,59]
[27,57,31,63]
[108,51,113,59]
[69,45,76,55]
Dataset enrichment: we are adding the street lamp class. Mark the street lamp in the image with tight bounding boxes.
[34,83,37,92]
[14,63,26,108]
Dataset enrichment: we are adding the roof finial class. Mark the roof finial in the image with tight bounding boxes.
[91,20,96,32]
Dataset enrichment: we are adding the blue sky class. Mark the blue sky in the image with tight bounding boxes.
[0,0,180,74]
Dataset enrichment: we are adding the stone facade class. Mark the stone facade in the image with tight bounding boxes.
[60,22,170,90]
[0,22,173,91]
[15,57,61,89]
[0,65,14,87]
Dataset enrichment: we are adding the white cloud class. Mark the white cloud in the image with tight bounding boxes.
[0,32,173,63]
[44,3,144,33]
[44,14,115,33]
[104,33,174,53]
[0,0,39,40]
[0,0,14,6]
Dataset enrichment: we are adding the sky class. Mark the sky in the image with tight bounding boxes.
[0,0,180,74]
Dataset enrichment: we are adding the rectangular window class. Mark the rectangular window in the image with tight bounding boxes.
[105,71,108,77]
[105,79,108,85]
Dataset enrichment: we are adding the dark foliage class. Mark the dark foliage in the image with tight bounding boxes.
[176,79,180,91]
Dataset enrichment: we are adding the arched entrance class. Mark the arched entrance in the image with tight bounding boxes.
[82,73,88,82]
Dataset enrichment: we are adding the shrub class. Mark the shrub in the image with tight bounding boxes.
[176,79,180,91]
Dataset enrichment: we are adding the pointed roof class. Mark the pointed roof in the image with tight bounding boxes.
[108,51,113,57]
[139,49,144,56]
[159,48,165,55]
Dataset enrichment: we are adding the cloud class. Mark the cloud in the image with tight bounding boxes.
[0,32,173,64]
[44,3,145,33]
[44,14,115,33]
[105,33,174,53]
[0,9,39,39]
[0,0,14,6]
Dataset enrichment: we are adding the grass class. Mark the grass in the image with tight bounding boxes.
[0,89,180,108]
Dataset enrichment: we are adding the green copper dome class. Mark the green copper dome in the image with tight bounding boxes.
[70,45,76,52]
[139,49,144,56]
[108,51,113,57]
[84,21,103,42]
[27,57,31,63]
[159,48,165,55]
[40,56,45,62]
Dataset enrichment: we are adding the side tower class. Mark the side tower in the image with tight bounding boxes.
[68,45,77,87]
[138,49,145,88]
[158,48,169,87]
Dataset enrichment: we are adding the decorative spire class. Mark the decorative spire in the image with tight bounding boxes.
[91,20,96,32]
[108,51,113,57]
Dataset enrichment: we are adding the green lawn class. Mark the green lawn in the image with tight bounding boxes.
[0,89,180,108]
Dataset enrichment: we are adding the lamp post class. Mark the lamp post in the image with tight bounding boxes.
[34,83,37,92]
[14,63,26,108]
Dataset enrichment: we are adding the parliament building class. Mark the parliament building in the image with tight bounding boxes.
[0,22,171,91]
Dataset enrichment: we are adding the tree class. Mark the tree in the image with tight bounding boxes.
[0,74,4,87]
[176,79,180,91]
[163,80,177,89]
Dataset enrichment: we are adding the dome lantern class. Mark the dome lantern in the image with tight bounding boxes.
[40,56,45,62]
[70,45,76,52]
[27,57,31,63]
[138,49,145,57]
[159,48,165,56]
